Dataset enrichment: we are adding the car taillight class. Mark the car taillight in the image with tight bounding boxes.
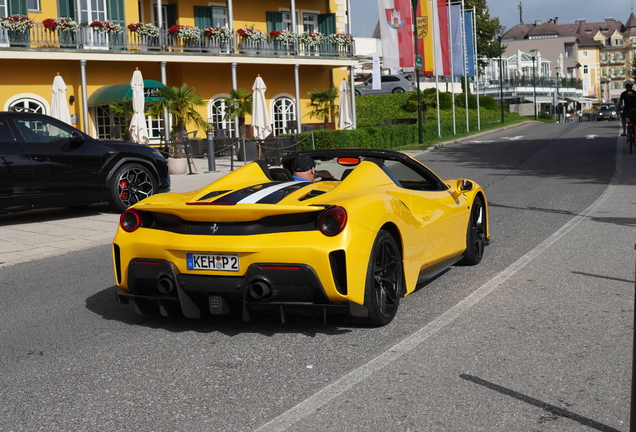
[318,207,347,236]
[120,208,142,232]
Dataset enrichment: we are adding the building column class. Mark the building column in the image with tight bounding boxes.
[349,66,357,129]
[294,64,301,134]
[231,62,239,138]
[159,61,170,141]
[79,59,89,134]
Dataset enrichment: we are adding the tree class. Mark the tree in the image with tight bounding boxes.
[149,84,209,157]
[463,0,504,69]
[305,87,339,124]
[109,98,134,141]
[221,87,253,136]
[629,58,636,81]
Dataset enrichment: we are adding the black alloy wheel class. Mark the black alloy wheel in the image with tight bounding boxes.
[361,229,404,326]
[460,196,486,265]
[109,163,157,212]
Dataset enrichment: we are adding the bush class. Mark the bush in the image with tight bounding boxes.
[478,95,498,110]
[538,111,553,122]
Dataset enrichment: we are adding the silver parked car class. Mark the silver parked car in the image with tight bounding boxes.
[354,75,416,96]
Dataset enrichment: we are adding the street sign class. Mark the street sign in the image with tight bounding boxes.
[415,55,423,70]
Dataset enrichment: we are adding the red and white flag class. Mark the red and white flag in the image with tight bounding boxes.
[377,0,414,69]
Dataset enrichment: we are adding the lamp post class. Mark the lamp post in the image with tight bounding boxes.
[555,65,562,123]
[530,49,538,120]
[497,26,506,124]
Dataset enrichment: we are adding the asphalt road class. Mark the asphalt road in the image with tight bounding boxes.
[0,120,633,432]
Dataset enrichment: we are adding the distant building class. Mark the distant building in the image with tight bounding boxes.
[502,13,636,102]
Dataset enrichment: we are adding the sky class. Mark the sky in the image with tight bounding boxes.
[349,0,634,38]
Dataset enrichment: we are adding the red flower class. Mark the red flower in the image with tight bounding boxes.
[168,24,182,34]
[127,22,142,32]
[43,18,57,30]
[270,30,281,38]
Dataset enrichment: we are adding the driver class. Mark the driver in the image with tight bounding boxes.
[618,80,636,136]
[291,154,334,182]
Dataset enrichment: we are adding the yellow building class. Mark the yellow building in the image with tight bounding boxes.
[0,0,356,141]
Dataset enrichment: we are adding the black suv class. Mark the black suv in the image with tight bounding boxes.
[0,112,170,213]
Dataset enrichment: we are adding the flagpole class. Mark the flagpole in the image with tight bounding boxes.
[433,0,442,138]
[462,0,469,133]
[411,0,424,144]
[448,0,456,135]
[473,6,480,130]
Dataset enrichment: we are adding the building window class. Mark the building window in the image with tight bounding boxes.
[95,106,125,139]
[27,0,39,12]
[583,65,588,74]
[146,116,164,141]
[303,13,318,33]
[8,98,45,113]
[273,97,296,135]
[80,0,106,23]
[209,98,236,138]
[582,50,588,58]
[0,0,5,18]
[565,44,574,59]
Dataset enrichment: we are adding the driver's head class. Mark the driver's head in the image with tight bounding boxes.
[292,154,316,181]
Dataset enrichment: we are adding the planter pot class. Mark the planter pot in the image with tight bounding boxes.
[167,158,188,175]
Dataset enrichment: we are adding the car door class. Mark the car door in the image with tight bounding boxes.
[12,116,105,207]
[0,118,33,212]
[384,160,467,265]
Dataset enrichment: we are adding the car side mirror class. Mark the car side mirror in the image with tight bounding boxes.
[450,179,473,199]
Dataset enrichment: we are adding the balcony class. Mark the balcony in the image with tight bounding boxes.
[0,24,355,58]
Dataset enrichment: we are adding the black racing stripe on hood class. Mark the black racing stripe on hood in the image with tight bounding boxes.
[213,182,310,205]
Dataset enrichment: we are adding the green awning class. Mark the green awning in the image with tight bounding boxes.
[88,79,166,107]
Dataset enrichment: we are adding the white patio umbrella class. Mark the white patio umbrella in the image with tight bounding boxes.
[50,73,71,125]
[338,78,354,130]
[251,75,273,156]
[129,68,149,144]
[516,50,523,78]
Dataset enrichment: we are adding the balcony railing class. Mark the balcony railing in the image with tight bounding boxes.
[0,24,355,58]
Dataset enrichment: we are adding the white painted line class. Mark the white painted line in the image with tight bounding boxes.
[254,138,622,432]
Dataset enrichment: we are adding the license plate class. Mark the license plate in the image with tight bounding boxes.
[187,253,239,271]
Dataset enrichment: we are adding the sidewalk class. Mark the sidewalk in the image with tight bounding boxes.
[0,156,246,268]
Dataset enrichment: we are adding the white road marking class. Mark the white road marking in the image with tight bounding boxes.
[586,135,598,139]
[501,136,523,141]
[254,138,622,432]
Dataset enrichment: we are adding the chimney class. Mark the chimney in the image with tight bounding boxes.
[575,18,587,23]
[604,17,615,21]
[554,17,559,25]
[535,20,542,25]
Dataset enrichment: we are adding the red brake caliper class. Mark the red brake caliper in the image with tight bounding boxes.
[119,179,129,200]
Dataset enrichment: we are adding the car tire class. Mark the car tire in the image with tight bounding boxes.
[354,89,361,96]
[460,196,486,265]
[392,88,405,93]
[360,229,404,326]
[109,163,157,212]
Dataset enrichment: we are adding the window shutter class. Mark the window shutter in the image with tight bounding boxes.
[57,0,75,20]
[107,0,125,26]
[195,6,213,29]
[318,13,335,35]
[8,0,27,16]
[267,11,283,32]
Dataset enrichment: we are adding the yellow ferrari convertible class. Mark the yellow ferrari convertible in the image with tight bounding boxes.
[112,149,490,326]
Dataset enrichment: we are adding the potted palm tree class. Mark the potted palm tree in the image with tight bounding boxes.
[148,84,209,174]
[305,87,338,129]
[221,88,254,161]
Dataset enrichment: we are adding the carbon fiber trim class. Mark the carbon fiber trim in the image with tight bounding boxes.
[145,210,321,235]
